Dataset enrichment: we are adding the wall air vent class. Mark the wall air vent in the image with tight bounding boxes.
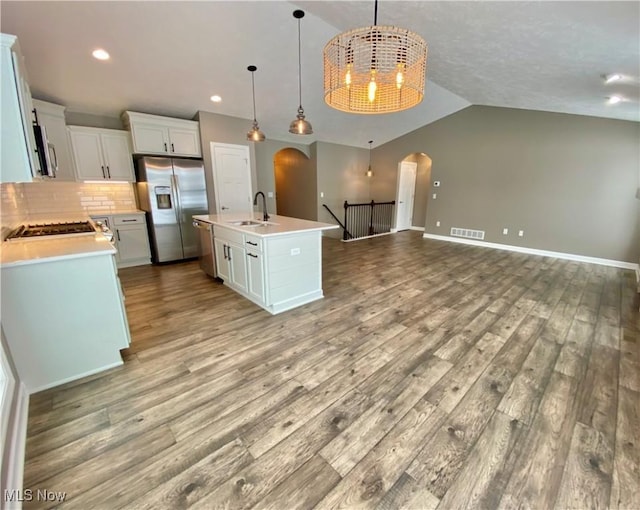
[450,227,485,240]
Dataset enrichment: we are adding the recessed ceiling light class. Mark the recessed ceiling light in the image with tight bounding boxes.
[92,49,110,61]
[210,95,222,103]
[604,73,622,84]
[607,95,623,105]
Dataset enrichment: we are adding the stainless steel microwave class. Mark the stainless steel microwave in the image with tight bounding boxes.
[32,111,57,178]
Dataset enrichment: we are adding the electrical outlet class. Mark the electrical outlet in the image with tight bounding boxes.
[320,192,324,198]
[267,191,273,198]
[291,248,301,255]
[432,193,437,199]
[518,230,524,237]
[436,221,441,227]
[502,228,508,235]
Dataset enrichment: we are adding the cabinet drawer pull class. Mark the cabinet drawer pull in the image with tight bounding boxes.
[164,143,168,152]
[116,229,121,241]
[247,241,258,246]
[101,165,106,178]
[171,143,175,153]
[106,166,111,179]
[247,253,258,258]
[121,219,137,223]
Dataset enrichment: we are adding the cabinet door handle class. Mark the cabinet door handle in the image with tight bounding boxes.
[171,143,175,153]
[247,253,258,258]
[101,165,106,178]
[247,241,257,246]
[116,228,121,241]
[164,143,168,152]
[221,206,229,211]
[223,244,228,260]
[106,166,111,179]
[227,245,232,261]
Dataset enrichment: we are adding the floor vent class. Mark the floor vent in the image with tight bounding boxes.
[450,227,485,240]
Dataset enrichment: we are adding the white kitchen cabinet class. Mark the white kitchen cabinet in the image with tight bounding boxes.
[92,213,151,268]
[113,214,151,268]
[1,252,130,393]
[68,126,134,181]
[245,233,265,303]
[122,111,201,158]
[32,99,75,181]
[0,33,39,182]
[213,226,248,293]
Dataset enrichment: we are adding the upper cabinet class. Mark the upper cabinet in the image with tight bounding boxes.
[31,99,76,181]
[68,126,135,182]
[122,111,202,158]
[1,34,39,182]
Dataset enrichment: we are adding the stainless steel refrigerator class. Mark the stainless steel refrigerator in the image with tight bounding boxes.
[134,156,208,262]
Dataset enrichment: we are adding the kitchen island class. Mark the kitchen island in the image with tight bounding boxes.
[192,214,338,314]
[1,230,131,393]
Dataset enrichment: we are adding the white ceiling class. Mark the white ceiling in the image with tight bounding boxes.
[1,1,638,149]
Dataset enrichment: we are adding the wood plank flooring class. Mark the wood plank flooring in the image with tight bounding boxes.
[21,232,640,509]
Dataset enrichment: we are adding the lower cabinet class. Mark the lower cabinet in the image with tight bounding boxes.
[246,249,265,303]
[92,213,151,268]
[214,236,248,293]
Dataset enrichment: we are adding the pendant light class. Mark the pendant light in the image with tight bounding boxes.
[366,140,373,177]
[246,65,265,142]
[289,10,313,135]
[323,0,428,114]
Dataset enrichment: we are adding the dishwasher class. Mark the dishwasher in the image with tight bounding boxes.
[193,219,217,278]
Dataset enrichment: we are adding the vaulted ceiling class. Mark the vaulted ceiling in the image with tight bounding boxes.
[1,1,638,148]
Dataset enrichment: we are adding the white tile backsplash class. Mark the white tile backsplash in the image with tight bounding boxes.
[0,181,139,237]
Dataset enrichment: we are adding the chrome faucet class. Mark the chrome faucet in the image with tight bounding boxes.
[253,191,270,222]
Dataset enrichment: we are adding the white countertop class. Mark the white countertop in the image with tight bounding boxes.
[1,233,116,268]
[192,214,339,237]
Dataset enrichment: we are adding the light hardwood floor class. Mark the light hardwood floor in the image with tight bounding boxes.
[22,232,640,509]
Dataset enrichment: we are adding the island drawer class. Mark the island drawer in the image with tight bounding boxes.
[244,234,263,252]
[213,225,244,245]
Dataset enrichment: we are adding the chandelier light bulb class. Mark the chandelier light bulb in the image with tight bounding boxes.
[607,95,622,105]
[605,74,622,84]
[368,79,377,102]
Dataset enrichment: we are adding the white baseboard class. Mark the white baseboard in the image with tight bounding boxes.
[422,233,639,271]
[410,226,426,232]
[4,382,29,508]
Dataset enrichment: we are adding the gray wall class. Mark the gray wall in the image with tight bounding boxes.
[65,111,123,130]
[315,141,370,238]
[374,105,640,263]
[196,111,258,214]
[274,148,317,221]
[254,140,310,216]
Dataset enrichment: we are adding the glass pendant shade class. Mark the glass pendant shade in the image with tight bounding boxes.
[246,65,265,142]
[247,120,265,142]
[289,107,313,135]
[323,1,427,114]
[289,10,313,135]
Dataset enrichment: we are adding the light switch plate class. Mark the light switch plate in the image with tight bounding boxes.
[268,191,273,198]
[291,248,301,255]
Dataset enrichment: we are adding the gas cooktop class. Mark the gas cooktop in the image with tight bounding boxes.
[6,221,97,241]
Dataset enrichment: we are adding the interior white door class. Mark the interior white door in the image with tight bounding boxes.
[211,142,252,215]
[395,161,417,231]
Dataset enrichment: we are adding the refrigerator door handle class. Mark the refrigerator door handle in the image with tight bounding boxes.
[170,174,182,224]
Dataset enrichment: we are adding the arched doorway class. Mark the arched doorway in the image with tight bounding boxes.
[274,148,317,221]
[395,152,432,230]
